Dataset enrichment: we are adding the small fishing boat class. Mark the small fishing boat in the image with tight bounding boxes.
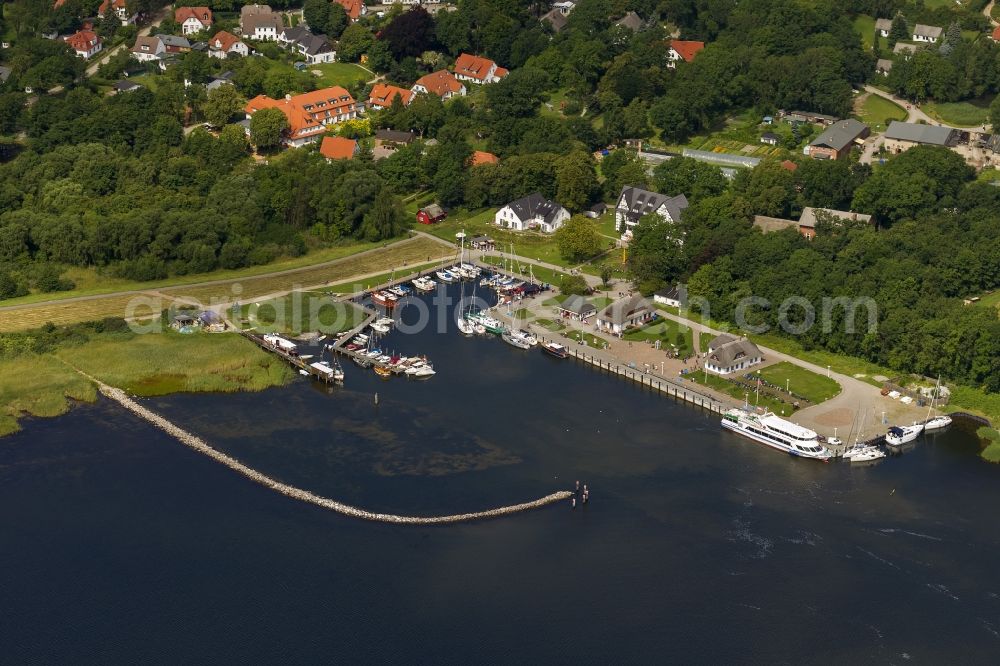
[885,423,924,447]
[375,316,394,328]
[370,322,391,334]
[541,341,569,359]
[374,365,392,378]
[924,415,952,430]
[393,284,412,295]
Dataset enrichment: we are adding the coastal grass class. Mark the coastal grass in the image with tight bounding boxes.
[623,319,694,355]
[0,354,96,437]
[922,98,992,127]
[60,331,294,396]
[756,361,842,404]
[977,427,1000,463]
[324,261,446,294]
[0,330,292,436]
[857,94,907,132]
[562,330,608,349]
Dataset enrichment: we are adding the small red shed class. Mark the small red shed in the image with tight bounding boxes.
[416,203,447,225]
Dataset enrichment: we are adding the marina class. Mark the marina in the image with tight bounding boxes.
[241,261,969,467]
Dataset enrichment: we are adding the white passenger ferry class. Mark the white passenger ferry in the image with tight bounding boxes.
[721,408,831,460]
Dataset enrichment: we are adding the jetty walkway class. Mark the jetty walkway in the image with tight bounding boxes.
[80,372,571,524]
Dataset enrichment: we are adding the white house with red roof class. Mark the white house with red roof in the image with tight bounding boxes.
[335,0,367,22]
[208,31,249,59]
[367,83,414,110]
[666,40,705,68]
[452,53,508,84]
[176,7,213,36]
[65,29,102,59]
[99,0,136,26]
[411,70,466,100]
[245,87,361,148]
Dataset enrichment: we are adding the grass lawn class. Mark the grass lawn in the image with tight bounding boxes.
[856,94,907,133]
[756,361,841,404]
[563,330,608,349]
[240,292,367,335]
[0,238,452,332]
[972,290,1000,309]
[1,237,403,308]
[312,62,370,88]
[852,15,879,50]
[534,318,566,332]
[684,370,789,415]
[923,98,992,127]
[623,318,694,355]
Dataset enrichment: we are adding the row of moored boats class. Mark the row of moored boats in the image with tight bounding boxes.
[339,320,435,379]
[720,407,953,463]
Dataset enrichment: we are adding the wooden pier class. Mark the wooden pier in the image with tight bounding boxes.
[239,330,344,384]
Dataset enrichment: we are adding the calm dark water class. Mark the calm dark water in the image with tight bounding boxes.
[3,284,999,664]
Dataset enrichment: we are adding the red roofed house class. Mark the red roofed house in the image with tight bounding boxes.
[336,0,367,22]
[416,204,447,225]
[411,70,466,100]
[992,26,1000,42]
[780,159,798,172]
[319,135,358,160]
[470,150,498,167]
[65,29,103,59]
[367,83,414,110]
[452,53,508,84]
[208,31,249,59]
[99,0,136,26]
[176,7,213,36]
[667,40,705,68]
[245,87,361,148]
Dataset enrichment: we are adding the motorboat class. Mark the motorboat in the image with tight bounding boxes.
[721,408,831,460]
[388,287,408,298]
[371,291,398,308]
[471,314,505,334]
[374,365,392,378]
[541,341,569,359]
[474,324,487,335]
[412,277,436,292]
[924,415,953,431]
[435,269,457,283]
[885,423,924,447]
[843,445,886,462]
[370,322,391,334]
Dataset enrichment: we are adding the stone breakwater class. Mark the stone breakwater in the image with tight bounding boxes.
[94,381,571,524]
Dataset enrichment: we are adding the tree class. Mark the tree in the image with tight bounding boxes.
[202,85,246,128]
[888,14,908,47]
[359,190,408,241]
[628,213,686,293]
[989,94,1000,132]
[556,215,603,262]
[555,151,597,212]
[325,3,348,39]
[303,0,330,35]
[337,23,373,62]
[600,264,613,288]
[560,273,590,295]
[380,7,436,60]
[249,107,288,151]
[654,157,727,201]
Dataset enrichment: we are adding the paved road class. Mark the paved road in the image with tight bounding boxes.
[640,308,925,440]
[863,84,990,134]
[84,3,173,78]
[985,1,998,28]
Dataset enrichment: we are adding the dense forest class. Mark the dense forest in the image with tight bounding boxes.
[0,0,997,394]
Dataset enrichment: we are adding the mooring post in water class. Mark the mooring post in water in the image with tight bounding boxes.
[374,392,379,405]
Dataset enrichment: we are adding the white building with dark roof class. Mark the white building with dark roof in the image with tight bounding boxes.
[705,335,763,375]
[495,193,570,233]
[614,186,688,232]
